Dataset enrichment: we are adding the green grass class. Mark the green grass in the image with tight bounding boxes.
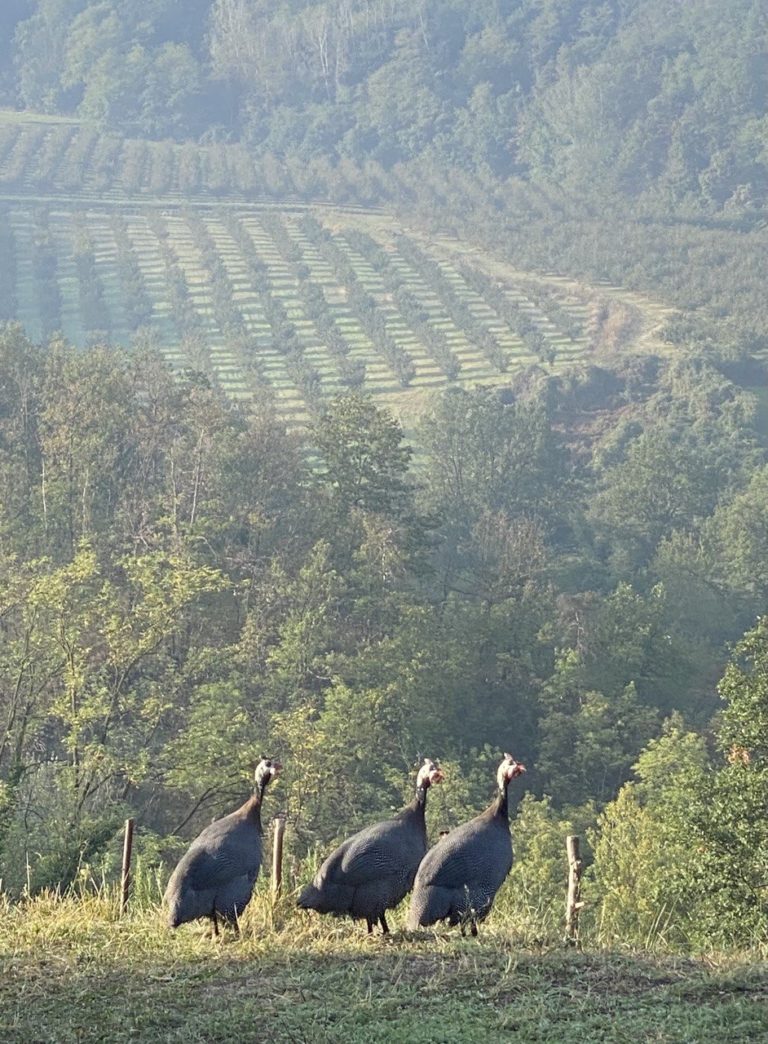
[1,894,766,1043]
[0,109,80,126]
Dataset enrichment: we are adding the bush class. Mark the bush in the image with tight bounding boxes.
[590,721,712,951]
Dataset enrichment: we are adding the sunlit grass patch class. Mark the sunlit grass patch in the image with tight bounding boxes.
[1,892,767,1043]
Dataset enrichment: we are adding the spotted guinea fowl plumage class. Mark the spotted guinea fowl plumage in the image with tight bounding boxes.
[164,755,281,933]
[407,753,526,936]
[297,758,444,934]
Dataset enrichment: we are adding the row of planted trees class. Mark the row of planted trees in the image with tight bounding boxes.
[344,228,462,380]
[260,210,365,390]
[300,213,416,387]
[0,124,306,200]
[395,235,511,373]
[0,114,765,369]
[223,211,325,409]
[0,198,595,398]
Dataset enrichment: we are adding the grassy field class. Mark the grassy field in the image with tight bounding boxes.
[1,894,766,1043]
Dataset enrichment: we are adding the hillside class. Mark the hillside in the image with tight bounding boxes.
[1,2,766,365]
[0,111,674,427]
[4,2,766,216]
[3,1,768,979]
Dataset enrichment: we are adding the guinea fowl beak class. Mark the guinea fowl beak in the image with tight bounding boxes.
[509,761,526,779]
[271,761,283,777]
[429,768,445,785]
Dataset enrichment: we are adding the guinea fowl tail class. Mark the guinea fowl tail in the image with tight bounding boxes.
[407,884,452,929]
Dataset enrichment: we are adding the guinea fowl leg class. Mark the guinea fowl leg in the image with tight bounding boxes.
[470,920,478,938]
[366,918,374,935]
[379,913,389,934]
[211,908,220,937]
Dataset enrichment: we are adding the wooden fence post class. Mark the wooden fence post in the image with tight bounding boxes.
[565,834,584,946]
[120,817,135,916]
[272,814,286,897]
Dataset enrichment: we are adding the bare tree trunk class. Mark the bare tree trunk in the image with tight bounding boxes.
[120,817,135,915]
[272,814,286,897]
[565,834,584,946]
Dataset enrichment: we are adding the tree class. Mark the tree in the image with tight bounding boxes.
[590,719,710,949]
[0,543,225,890]
[687,617,768,945]
[37,341,135,557]
[538,666,659,808]
[709,466,768,603]
[0,326,44,553]
[313,392,412,517]
[418,384,567,595]
[590,429,717,572]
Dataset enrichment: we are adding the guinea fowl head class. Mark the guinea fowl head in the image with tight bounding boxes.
[416,757,444,791]
[254,755,282,795]
[497,752,526,790]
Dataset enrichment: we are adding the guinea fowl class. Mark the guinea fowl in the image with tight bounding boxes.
[407,752,526,936]
[164,755,281,934]
[297,758,444,934]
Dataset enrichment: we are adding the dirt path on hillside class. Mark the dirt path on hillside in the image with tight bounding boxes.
[427,234,678,359]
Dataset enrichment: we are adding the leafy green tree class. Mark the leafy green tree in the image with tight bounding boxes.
[553,583,697,714]
[418,384,568,596]
[14,0,83,111]
[651,530,737,646]
[0,326,44,551]
[0,543,224,890]
[538,669,659,808]
[709,466,768,603]
[37,341,136,556]
[313,392,412,517]
[590,719,710,950]
[687,617,768,945]
[590,430,715,571]
[420,384,566,525]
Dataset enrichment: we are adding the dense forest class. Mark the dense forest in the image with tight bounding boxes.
[0,0,767,957]
[5,0,767,216]
[2,1,767,356]
[0,324,766,949]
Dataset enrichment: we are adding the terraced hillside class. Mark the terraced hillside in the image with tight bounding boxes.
[0,112,673,428]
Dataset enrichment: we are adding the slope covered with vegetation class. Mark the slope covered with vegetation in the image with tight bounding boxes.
[0,323,767,955]
[0,183,661,425]
[1,0,768,997]
[6,0,766,218]
[2,1,767,363]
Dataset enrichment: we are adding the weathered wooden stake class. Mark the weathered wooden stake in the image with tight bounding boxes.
[120,817,135,916]
[272,814,286,897]
[565,834,584,946]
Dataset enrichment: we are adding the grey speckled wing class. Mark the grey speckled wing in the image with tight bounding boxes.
[336,818,426,885]
[186,816,263,886]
